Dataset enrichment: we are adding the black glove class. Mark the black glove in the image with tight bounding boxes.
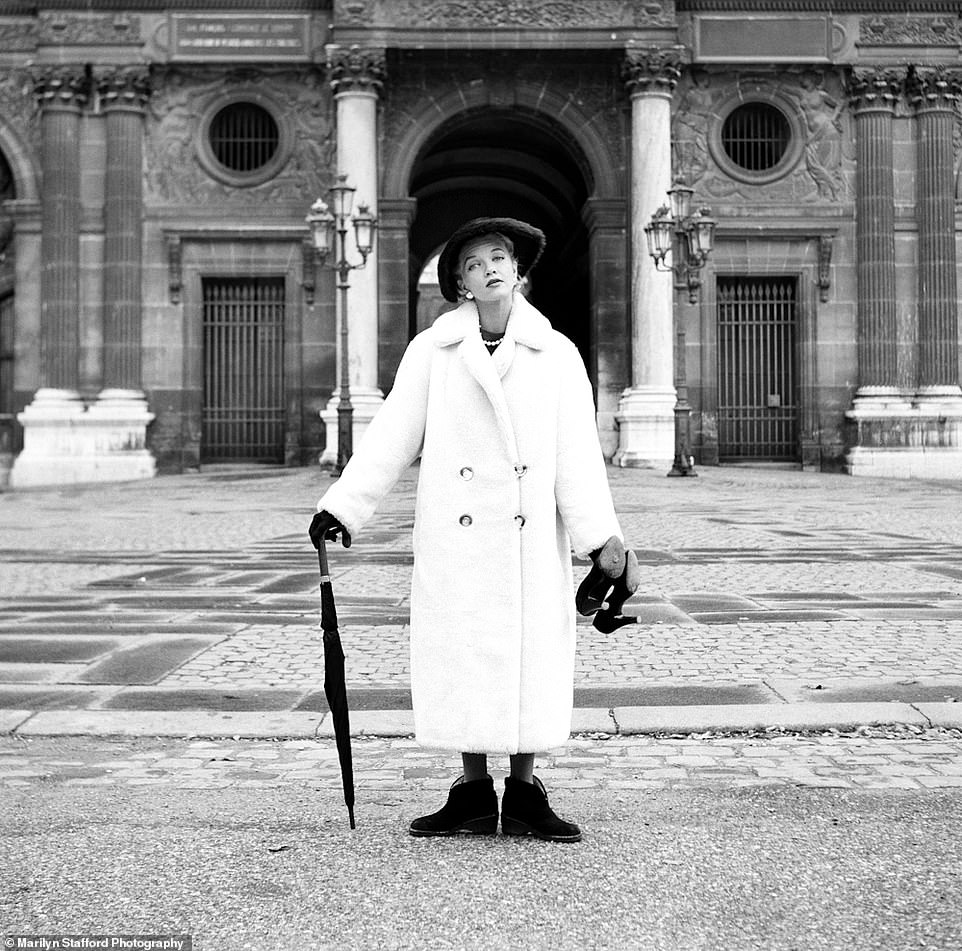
[309,510,352,549]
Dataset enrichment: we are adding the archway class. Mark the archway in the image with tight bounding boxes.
[407,108,593,362]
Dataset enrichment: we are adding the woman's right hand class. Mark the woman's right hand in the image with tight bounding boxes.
[309,510,352,549]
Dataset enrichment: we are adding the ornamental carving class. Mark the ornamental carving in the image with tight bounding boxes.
[672,69,853,205]
[32,68,90,109]
[0,21,38,51]
[337,0,674,28]
[859,16,962,47]
[145,67,333,206]
[38,12,141,45]
[97,67,152,111]
[327,46,386,95]
[623,47,684,96]
[908,68,962,112]
[796,70,847,202]
[0,68,39,152]
[846,68,904,113]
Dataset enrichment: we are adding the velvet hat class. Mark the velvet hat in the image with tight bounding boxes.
[437,217,546,303]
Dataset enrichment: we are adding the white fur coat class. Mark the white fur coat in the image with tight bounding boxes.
[318,294,623,754]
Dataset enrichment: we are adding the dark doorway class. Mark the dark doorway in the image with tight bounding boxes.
[408,108,593,364]
[201,276,286,462]
[717,276,799,461]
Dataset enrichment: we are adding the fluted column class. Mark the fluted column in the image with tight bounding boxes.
[320,45,386,467]
[909,67,961,395]
[99,67,150,395]
[848,68,901,397]
[614,46,682,468]
[36,68,86,395]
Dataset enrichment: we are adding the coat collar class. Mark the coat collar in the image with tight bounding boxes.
[431,293,553,351]
[429,293,554,466]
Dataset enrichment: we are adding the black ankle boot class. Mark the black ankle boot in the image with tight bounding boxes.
[409,775,498,837]
[501,776,582,842]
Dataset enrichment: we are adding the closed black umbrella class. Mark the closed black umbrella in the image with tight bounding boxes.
[318,539,356,829]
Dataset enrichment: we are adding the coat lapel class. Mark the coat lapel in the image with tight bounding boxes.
[432,295,554,465]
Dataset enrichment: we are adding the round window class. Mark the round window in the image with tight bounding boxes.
[721,102,791,173]
[208,102,280,174]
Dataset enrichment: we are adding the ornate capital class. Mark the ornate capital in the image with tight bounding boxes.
[907,67,961,114]
[97,66,151,112]
[622,46,684,98]
[327,45,386,96]
[846,68,903,114]
[32,68,89,111]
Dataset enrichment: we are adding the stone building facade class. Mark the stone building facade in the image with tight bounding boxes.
[0,0,960,486]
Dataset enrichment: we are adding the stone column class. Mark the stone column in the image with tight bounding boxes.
[11,69,88,487]
[582,197,628,461]
[909,68,962,397]
[614,47,682,468]
[846,67,962,479]
[848,68,901,398]
[83,66,155,481]
[319,45,386,467]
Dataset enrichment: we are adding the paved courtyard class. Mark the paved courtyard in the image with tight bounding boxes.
[2,462,962,732]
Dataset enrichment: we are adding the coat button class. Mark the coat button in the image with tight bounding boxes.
[459,466,474,481]
[514,514,526,528]
[514,464,527,476]
[459,514,473,527]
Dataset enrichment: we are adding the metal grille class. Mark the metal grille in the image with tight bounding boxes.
[717,277,798,461]
[209,103,279,173]
[721,103,790,172]
[202,277,285,462]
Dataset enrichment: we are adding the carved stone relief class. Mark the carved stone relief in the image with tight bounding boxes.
[672,68,853,206]
[0,20,38,51]
[144,67,333,206]
[859,16,962,47]
[0,68,39,153]
[337,0,674,28]
[38,12,141,45]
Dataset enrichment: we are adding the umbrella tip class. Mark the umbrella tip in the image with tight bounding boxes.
[349,807,356,830]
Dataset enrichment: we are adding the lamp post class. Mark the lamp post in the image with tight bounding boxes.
[644,183,716,478]
[306,175,377,475]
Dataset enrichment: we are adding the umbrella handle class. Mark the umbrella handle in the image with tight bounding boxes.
[318,537,330,580]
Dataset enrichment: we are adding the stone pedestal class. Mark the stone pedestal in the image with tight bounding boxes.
[614,387,677,468]
[846,394,962,479]
[614,48,681,469]
[10,388,155,487]
[318,388,386,469]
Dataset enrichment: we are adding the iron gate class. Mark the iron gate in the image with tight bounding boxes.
[717,276,798,461]
[202,277,285,462]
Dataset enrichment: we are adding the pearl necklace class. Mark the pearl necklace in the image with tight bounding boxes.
[483,337,504,348]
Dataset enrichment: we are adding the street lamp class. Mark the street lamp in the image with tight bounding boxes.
[644,184,716,304]
[644,183,716,478]
[306,175,377,475]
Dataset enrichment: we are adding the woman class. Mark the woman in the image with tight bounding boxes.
[310,217,638,842]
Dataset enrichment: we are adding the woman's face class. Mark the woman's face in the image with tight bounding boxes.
[457,237,518,304]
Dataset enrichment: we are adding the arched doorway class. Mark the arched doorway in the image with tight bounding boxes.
[407,108,593,363]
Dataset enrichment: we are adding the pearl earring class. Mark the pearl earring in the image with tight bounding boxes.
[465,291,474,300]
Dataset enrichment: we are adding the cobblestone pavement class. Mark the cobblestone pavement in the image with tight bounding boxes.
[2,726,962,791]
[1,463,962,724]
